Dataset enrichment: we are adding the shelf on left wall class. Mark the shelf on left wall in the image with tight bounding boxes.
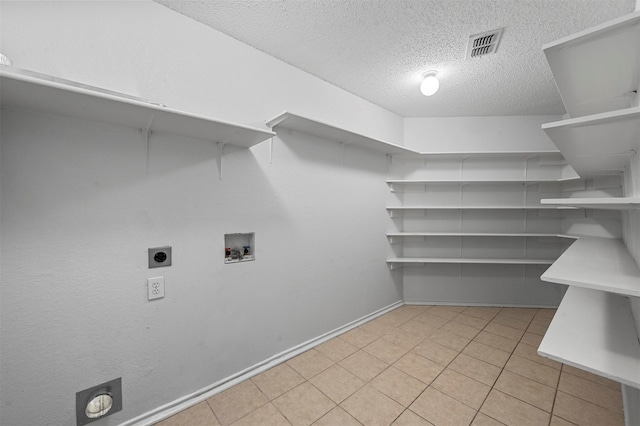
[0,68,275,148]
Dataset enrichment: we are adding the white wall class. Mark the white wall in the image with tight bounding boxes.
[0,2,403,425]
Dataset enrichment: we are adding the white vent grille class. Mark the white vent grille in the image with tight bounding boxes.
[466,28,504,59]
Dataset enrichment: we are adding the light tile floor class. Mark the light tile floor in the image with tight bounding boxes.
[155,305,624,426]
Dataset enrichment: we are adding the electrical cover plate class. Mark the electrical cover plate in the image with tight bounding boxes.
[148,246,171,268]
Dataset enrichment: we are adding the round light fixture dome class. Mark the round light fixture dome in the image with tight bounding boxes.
[420,71,439,96]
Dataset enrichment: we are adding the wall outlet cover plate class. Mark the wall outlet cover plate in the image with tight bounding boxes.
[148,246,171,268]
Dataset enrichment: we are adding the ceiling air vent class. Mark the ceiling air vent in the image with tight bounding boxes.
[465,28,504,59]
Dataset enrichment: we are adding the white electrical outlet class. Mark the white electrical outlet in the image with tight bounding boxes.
[147,277,165,300]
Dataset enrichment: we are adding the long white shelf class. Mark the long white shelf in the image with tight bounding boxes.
[541,197,640,210]
[386,232,573,238]
[538,286,640,388]
[543,11,640,118]
[542,107,640,176]
[386,178,577,185]
[0,68,275,148]
[265,111,419,155]
[541,236,640,298]
[386,206,576,211]
[387,257,555,265]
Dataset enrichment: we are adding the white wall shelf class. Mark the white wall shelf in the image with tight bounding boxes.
[386,232,574,238]
[541,107,640,176]
[387,206,576,211]
[543,11,640,118]
[394,150,562,159]
[387,257,555,267]
[0,68,275,148]
[541,236,640,298]
[541,197,640,210]
[538,286,640,388]
[265,111,419,155]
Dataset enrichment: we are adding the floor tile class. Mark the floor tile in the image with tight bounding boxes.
[490,314,529,331]
[484,322,524,341]
[272,382,335,426]
[561,365,621,390]
[410,387,477,426]
[531,315,552,327]
[392,409,435,425]
[340,327,379,348]
[558,371,623,413]
[494,370,555,412]
[341,385,404,426]
[550,415,576,426]
[382,328,425,350]
[449,353,501,386]
[400,319,441,338]
[462,341,510,368]
[471,413,505,426]
[451,313,490,329]
[429,329,471,352]
[504,355,559,388]
[428,306,465,320]
[520,332,543,347]
[156,401,220,426]
[499,308,537,322]
[473,330,518,353]
[287,349,334,380]
[315,337,358,362]
[526,322,548,336]
[414,312,451,328]
[413,338,459,365]
[363,337,409,364]
[394,351,445,384]
[512,342,561,370]
[311,406,360,426]
[462,307,501,321]
[480,389,550,426]
[370,366,427,407]
[359,318,399,337]
[553,391,624,426]
[230,403,291,426]
[431,368,491,409]
[207,380,268,426]
[534,308,556,319]
[309,364,364,404]
[339,350,388,381]
[251,363,306,400]
[440,320,481,339]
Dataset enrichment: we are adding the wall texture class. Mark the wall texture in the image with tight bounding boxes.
[0,1,403,425]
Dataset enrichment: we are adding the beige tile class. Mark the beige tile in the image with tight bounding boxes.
[309,364,364,404]
[432,368,491,409]
[553,391,624,426]
[370,366,427,407]
[512,342,561,370]
[156,401,220,426]
[550,415,576,426]
[558,371,623,413]
[207,380,268,426]
[382,328,425,350]
[429,329,471,352]
[490,314,529,331]
[394,352,445,384]
[520,332,543,347]
[392,410,435,426]
[440,320,481,339]
[339,350,388,382]
[340,327,379,348]
[526,322,548,336]
[428,306,465,320]
[504,355,559,388]
[494,370,555,412]
[230,403,291,426]
[363,337,409,364]
[272,382,335,426]
[315,337,358,362]
[400,318,441,338]
[462,306,501,321]
[480,389,550,426]
[312,406,360,426]
[535,308,556,319]
[561,365,621,390]
[451,313,490,329]
[251,363,306,400]
[484,322,524,341]
[499,308,537,322]
[341,385,404,426]
[473,331,518,353]
[471,413,506,426]
[410,387,477,426]
[414,312,451,328]
[287,349,334,380]
[383,307,424,326]
[359,318,399,337]
[413,338,459,365]
[449,353,501,386]
[531,315,552,327]
[462,341,510,368]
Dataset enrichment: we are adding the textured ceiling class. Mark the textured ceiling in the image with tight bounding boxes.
[154,0,636,117]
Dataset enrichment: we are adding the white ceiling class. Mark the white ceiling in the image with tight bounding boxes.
[154,0,636,117]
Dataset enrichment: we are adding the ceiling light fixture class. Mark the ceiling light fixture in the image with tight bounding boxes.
[420,71,439,96]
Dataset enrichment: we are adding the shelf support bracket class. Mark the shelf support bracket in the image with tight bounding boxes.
[142,113,155,175]
[215,135,234,181]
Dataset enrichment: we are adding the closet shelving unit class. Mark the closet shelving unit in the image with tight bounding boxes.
[0,68,275,149]
[536,11,640,388]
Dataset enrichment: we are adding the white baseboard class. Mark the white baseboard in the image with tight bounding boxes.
[124,300,404,426]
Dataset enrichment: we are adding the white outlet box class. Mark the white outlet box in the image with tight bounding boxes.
[147,277,165,300]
